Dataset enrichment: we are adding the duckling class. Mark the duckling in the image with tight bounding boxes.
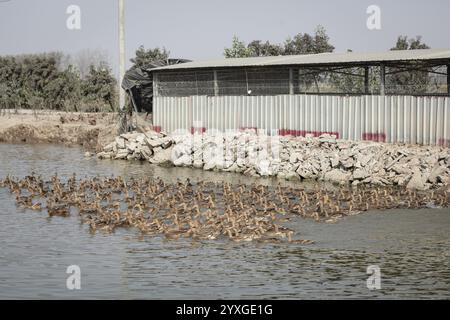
[276,216,290,223]
[5,173,449,244]
[29,202,42,211]
[99,224,115,233]
[257,237,283,244]
[287,231,314,244]
[16,195,32,207]
[311,211,320,221]
[231,234,254,242]
[47,205,70,217]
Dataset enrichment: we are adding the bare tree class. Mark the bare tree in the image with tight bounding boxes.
[68,49,110,79]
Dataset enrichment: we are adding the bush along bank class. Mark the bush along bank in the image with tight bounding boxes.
[98,129,450,190]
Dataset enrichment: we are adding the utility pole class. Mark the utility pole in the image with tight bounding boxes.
[118,0,125,110]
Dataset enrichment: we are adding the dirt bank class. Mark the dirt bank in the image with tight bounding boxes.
[0,109,121,151]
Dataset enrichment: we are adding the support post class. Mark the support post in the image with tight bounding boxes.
[153,73,159,97]
[447,64,450,95]
[289,68,294,95]
[298,69,302,94]
[245,69,250,94]
[364,66,370,95]
[380,63,386,96]
[213,70,219,96]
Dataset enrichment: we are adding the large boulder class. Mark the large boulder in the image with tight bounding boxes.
[115,137,126,149]
[97,151,112,159]
[352,168,370,180]
[150,147,173,166]
[140,145,153,160]
[171,142,192,162]
[406,169,427,190]
[255,159,273,176]
[296,164,317,180]
[428,165,447,184]
[324,169,351,184]
[114,149,129,160]
[120,132,141,141]
[173,154,192,167]
[103,142,115,153]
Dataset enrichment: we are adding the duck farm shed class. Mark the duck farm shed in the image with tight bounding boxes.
[149,48,450,147]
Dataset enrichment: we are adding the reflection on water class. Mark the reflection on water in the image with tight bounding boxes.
[0,144,449,299]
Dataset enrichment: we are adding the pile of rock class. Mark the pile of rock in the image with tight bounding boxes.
[98,129,450,190]
[98,131,174,166]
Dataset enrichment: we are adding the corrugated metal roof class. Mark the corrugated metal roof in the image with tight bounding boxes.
[152,48,450,71]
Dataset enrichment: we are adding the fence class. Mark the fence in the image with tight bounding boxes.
[154,65,449,97]
[153,94,450,147]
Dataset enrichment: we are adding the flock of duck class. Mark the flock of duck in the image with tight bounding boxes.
[1,173,449,244]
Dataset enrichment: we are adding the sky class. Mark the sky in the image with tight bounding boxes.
[1,0,449,77]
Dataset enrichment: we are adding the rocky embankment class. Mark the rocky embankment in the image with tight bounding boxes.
[98,130,450,190]
[0,110,119,151]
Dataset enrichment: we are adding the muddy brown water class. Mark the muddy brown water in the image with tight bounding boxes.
[0,144,449,299]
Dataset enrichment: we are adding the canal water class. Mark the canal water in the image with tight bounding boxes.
[0,144,449,299]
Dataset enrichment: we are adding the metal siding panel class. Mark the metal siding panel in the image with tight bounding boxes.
[416,96,421,145]
[411,96,417,145]
[436,97,443,145]
[432,97,438,145]
[404,96,411,144]
[430,97,435,145]
[342,96,348,140]
[383,96,390,143]
[423,97,429,145]
[444,97,449,143]
[389,96,395,143]
[154,95,448,147]
[338,96,344,137]
[320,96,325,132]
[397,96,403,143]
[330,96,335,133]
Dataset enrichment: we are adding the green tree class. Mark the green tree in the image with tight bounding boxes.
[247,40,283,57]
[0,52,117,111]
[81,63,117,111]
[224,26,335,58]
[44,65,82,111]
[223,36,254,58]
[284,25,335,55]
[390,36,430,94]
[223,26,335,93]
[391,35,429,51]
[130,46,170,69]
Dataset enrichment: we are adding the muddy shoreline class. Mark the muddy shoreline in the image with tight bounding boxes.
[3,109,450,191]
[0,109,119,151]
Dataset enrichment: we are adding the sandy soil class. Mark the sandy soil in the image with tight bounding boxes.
[0,109,122,151]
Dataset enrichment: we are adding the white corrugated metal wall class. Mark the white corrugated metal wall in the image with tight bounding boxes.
[153,95,450,147]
